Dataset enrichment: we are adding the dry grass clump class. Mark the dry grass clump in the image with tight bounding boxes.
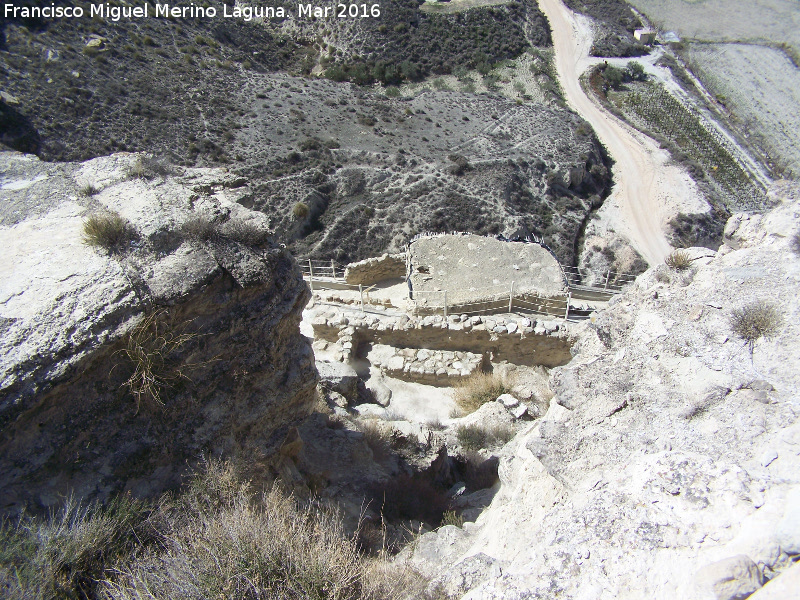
[456,423,514,451]
[1,461,430,600]
[0,496,151,600]
[82,211,136,252]
[222,218,270,247]
[664,249,692,271]
[359,420,393,463]
[127,156,174,180]
[79,183,100,197]
[180,214,218,242]
[117,310,202,411]
[453,372,512,414]
[730,300,783,352]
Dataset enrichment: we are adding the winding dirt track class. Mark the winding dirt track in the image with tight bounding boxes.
[537,0,674,265]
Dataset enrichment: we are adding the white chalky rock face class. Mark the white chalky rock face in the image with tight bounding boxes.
[405,183,800,599]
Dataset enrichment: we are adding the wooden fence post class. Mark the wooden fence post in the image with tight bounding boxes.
[565,290,571,321]
[443,291,448,318]
[359,284,364,312]
[509,281,515,313]
[331,259,337,280]
[603,270,610,291]
[308,259,314,293]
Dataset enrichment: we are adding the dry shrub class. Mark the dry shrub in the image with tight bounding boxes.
[453,372,512,414]
[117,309,203,411]
[456,424,488,451]
[222,218,270,247]
[127,156,174,180]
[79,183,100,197]
[664,249,692,271]
[82,211,137,252]
[730,301,783,352]
[360,420,393,463]
[1,461,431,600]
[180,214,218,242]
[104,461,428,600]
[441,510,464,528]
[0,496,150,600]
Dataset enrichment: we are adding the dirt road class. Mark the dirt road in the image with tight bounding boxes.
[537,0,676,265]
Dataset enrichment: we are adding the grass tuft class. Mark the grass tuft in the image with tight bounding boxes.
[665,249,693,271]
[456,423,514,451]
[81,211,136,252]
[180,214,218,242]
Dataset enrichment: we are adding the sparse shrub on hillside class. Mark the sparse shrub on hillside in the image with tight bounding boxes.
[0,460,430,600]
[456,423,515,451]
[453,372,512,414]
[81,211,137,252]
[292,201,310,220]
[456,423,489,451]
[180,214,218,243]
[730,301,783,352]
[665,249,693,271]
[360,420,393,463]
[79,183,99,197]
[0,495,151,600]
[127,156,174,180]
[222,219,270,247]
[441,510,464,528]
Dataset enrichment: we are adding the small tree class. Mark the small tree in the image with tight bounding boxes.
[626,61,646,81]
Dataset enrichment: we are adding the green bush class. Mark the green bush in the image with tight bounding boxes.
[81,211,136,252]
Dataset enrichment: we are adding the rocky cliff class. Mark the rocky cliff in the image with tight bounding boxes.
[0,152,317,515]
[406,181,800,599]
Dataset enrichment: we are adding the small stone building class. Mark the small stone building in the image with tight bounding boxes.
[634,29,656,44]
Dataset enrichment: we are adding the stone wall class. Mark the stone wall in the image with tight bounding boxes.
[344,253,407,285]
[372,347,484,386]
[309,306,574,369]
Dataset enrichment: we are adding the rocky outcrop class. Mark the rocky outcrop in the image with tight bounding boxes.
[405,182,800,598]
[0,152,317,515]
[344,253,407,285]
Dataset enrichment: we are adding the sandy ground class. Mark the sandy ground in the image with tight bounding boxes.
[536,0,713,265]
